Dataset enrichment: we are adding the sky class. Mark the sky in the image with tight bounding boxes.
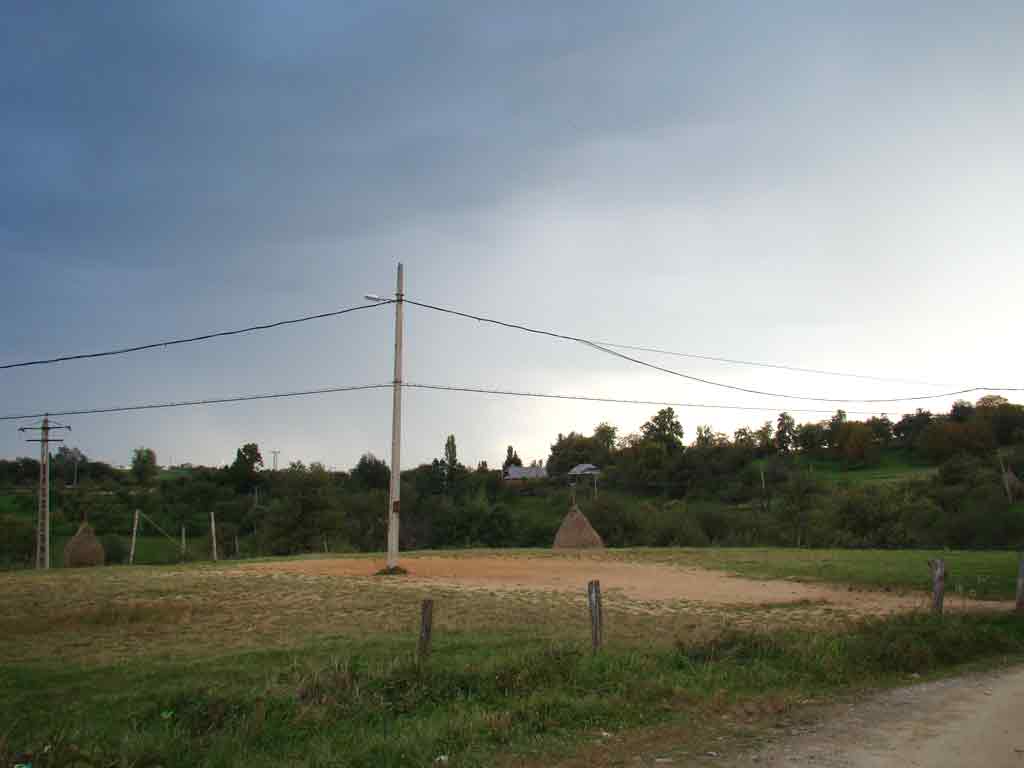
[2,2,1022,471]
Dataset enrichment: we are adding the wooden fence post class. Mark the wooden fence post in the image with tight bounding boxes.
[1016,553,1024,613]
[210,509,218,562]
[418,599,434,663]
[129,509,139,565]
[588,580,604,652]
[180,525,186,558]
[928,559,945,615]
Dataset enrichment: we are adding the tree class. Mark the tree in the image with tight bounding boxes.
[950,400,975,423]
[866,415,894,445]
[976,395,1009,410]
[52,446,87,485]
[131,447,158,485]
[547,431,603,475]
[755,421,775,456]
[351,453,389,491]
[444,434,458,471]
[640,408,684,450]
[779,472,824,547]
[796,422,826,456]
[734,427,756,451]
[229,443,263,492]
[694,425,715,449]
[593,422,618,455]
[837,422,879,468]
[826,410,847,449]
[503,446,523,471]
[775,413,796,453]
[894,409,933,450]
[441,434,464,494]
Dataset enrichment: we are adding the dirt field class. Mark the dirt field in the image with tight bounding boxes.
[241,553,1011,616]
[2,550,1012,668]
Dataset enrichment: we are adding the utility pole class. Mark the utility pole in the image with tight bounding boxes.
[271,450,280,471]
[19,415,71,569]
[210,508,219,562]
[387,263,405,569]
[367,264,404,569]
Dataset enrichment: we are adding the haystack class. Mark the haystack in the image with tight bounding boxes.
[64,522,105,567]
[553,505,604,549]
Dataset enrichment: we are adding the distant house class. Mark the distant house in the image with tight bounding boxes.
[503,465,548,481]
[567,463,601,498]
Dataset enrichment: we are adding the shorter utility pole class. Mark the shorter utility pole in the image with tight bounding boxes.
[210,509,219,562]
[18,415,71,570]
[129,509,140,565]
[271,450,280,471]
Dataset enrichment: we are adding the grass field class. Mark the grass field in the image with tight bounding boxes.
[615,547,1021,600]
[2,548,1023,767]
[787,447,938,485]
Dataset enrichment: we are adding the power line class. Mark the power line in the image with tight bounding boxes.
[405,383,900,417]
[0,300,393,371]
[591,341,947,387]
[0,384,390,421]
[1,379,913,426]
[405,299,1021,404]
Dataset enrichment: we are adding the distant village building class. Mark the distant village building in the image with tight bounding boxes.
[567,463,601,498]
[503,465,548,481]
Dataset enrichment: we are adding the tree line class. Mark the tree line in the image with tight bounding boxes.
[1,396,1021,566]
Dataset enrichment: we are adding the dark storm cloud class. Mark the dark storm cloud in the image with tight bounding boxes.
[2,2,1021,468]
[3,2,705,259]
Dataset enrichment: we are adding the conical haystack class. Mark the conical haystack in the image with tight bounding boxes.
[553,505,604,549]
[64,522,106,567]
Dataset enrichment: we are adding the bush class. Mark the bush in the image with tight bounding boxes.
[0,515,34,567]
[651,501,709,546]
[101,534,129,564]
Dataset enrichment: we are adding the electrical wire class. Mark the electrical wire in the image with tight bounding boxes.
[405,299,1021,404]
[0,300,393,371]
[591,341,947,387]
[1,379,912,424]
[0,384,391,421]
[405,382,898,416]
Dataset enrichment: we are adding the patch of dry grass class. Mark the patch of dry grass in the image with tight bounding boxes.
[0,555,862,667]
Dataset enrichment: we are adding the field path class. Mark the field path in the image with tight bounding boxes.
[241,554,1011,615]
[724,667,1024,767]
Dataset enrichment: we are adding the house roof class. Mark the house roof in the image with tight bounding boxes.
[504,465,547,480]
[567,463,600,476]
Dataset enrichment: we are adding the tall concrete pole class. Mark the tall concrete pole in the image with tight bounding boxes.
[386,263,405,569]
[19,416,68,570]
[38,417,50,569]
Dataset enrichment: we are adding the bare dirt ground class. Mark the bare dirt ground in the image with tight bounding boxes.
[720,666,1024,767]
[240,553,1010,616]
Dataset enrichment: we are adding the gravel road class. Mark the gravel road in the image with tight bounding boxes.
[728,666,1024,767]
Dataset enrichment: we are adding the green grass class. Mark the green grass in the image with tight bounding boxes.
[2,612,1023,768]
[786,447,937,486]
[0,492,31,517]
[1,548,1023,766]
[617,548,1021,600]
[50,535,188,567]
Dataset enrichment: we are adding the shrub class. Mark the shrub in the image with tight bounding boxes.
[101,534,129,564]
[0,515,34,567]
